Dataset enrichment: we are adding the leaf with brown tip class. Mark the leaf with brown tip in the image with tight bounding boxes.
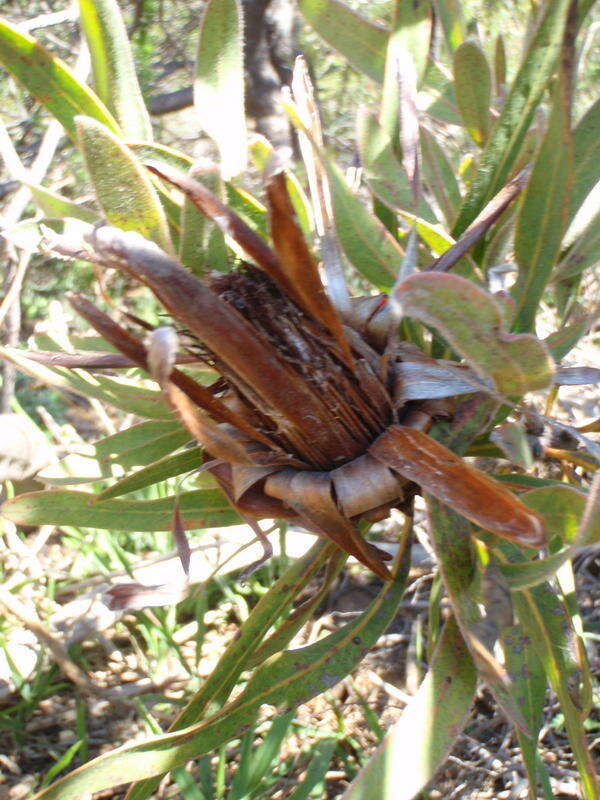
[370,425,547,547]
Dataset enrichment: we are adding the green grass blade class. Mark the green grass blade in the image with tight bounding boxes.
[34,539,410,800]
[77,0,152,140]
[453,0,570,236]
[453,41,491,146]
[342,616,476,800]
[288,739,338,800]
[195,0,246,178]
[76,116,173,252]
[0,18,120,140]
[298,0,389,83]
[1,489,240,531]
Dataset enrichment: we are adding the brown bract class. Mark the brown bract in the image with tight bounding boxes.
[42,164,547,579]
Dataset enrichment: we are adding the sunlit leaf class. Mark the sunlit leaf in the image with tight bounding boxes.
[298,0,389,83]
[76,117,173,251]
[0,18,120,140]
[453,0,571,235]
[195,0,247,178]
[2,489,240,531]
[78,0,152,139]
[569,97,600,224]
[453,41,491,146]
[26,184,99,224]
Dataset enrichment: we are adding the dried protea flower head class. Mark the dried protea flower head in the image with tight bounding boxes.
[54,152,547,581]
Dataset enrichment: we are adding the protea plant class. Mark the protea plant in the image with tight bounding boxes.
[0,0,598,798]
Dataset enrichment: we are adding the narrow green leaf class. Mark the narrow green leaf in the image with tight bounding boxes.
[392,0,432,84]
[434,0,465,51]
[195,0,247,178]
[510,576,599,798]
[96,448,203,501]
[453,0,571,236]
[419,126,461,226]
[342,617,475,800]
[298,0,389,83]
[179,168,224,275]
[288,739,338,800]
[494,35,506,95]
[513,97,572,332]
[426,498,529,731]
[0,347,173,419]
[453,41,492,146]
[556,211,600,281]
[76,116,173,252]
[0,18,120,140]
[544,314,594,360]
[78,0,152,139]
[502,623,553,799]
[35,540,410,800]
[1,489,239,532]
[127,541,335,800]
[27,184,99,224]
[326,159,401,289]
[357,111,437,223]
[395,272,555,394]
[569,98,600,224]
[93,420,191,469]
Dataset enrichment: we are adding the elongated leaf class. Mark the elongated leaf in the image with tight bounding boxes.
[179,166,225,275]
[502,623,553,798]
[371,426,546,547]
[569,97,600,223]
[1,489,239,531]
[34,541,410,800]
[0,346,173,419]
[419,126,461,226]
[556,211,600,281]
[76,449,201,497]
[392,0,432,84]
[0,18,120,140]
[453,41,491,146]
[76,117,173,252]
[127,541,335,800]
[326,160,401,289]
[435,0,465,51]
[342,617,476,800]
[195,0,246,178]
[394,272,555,394]
[425,498,530,730]
[298,0,389,83]
[508,568,599,797]
[78,0,152,139]
[27,184,99,224]
[93,420,190,469]
[453,0,571,235]
[513,98,572,332]
[357,110,437,223]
